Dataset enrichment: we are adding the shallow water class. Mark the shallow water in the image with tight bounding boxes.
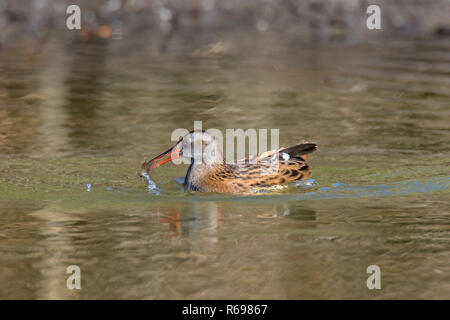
[0,33,449,299]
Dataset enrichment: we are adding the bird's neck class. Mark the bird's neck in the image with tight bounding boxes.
[184,144,224,191]
[184,158,223,191]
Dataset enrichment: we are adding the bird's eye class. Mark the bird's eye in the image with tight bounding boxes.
[202,135,212,144]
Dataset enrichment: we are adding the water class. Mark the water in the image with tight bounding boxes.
[0,33,449,299]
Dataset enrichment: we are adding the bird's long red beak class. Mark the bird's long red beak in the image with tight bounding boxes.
[151,147,181,168]
[141,147,181,173]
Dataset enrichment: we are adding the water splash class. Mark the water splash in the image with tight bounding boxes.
[142,173,160,195]
[294,178,316,188]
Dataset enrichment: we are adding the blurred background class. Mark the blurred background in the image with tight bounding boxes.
[0,0,449,299]
[1,0,450,45]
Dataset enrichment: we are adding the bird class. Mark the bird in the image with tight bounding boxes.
[139,130,317,194]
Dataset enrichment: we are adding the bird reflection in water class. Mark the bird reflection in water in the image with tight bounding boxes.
[157,201,317,240]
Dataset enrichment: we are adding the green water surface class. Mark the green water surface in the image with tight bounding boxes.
[0,34,449,299]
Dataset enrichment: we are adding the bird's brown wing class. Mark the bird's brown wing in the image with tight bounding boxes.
[204,157,312,193]
[201,141,317,193]
[235,157,312,186]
